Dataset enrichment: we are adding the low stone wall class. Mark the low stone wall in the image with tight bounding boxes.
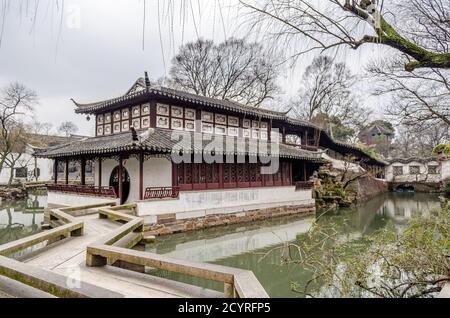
[354,177,388,202]
[144,203,316,236]
[137,186,314,223]
[47,191,120,207]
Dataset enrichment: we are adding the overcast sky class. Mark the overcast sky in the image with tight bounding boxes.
[0,0,386,136]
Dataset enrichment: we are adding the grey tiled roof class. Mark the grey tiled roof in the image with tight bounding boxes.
[35,128,325,162]
[73,79,289,120]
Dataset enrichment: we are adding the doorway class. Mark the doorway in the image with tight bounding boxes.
[109,166,130,204]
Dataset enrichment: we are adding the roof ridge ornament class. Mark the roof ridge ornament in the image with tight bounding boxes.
[144,71,151,91]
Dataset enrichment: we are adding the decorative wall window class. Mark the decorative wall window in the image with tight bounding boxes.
[251,129,259,139]
[201,111,214,122]
[104,113,111,123]
[428,165,439,174]
[141,117,150,128]
[185,108,196,120]
[171,106,183,118]
[202,122,214,133]
[242,119,250,128]
[393,166,403,176]
[132,105,141,117]
[260,122,268,129]
[228,127,239,137]
[141,104,150,115]
[156,103,170,116]
[132,118,141,129]
[97,114,104,124]
[215,125,227,135]
[122,121,129,132]
[113,110,121,122]
[243,129,251,138]
[228,116,239,127]
[260,131,268,140]
[15,167,27,178]
[215,114,227,125]
[156,116,170,128]
[122,108,129,120]
[113,123,121,133]
[185,120,195,131]
[409,165,420,174]
[252,120,259,128]
[104,124,112,135]
[97,126,104,136]
[171,118,183,130]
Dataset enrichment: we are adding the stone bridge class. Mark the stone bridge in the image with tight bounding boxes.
[0,202,268,298]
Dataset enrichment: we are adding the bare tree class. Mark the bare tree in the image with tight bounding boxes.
[58,121,78,137]
[368,57,450,129]
[168,38,281,107]
[391,122,449,158]
[289,55,369,142]
[0,83,37,176]
[241,0,450,71]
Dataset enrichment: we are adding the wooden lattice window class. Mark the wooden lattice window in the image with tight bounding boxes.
[393,166,403,176]
[15,167,27,178]
[409,165,420,175]
[177,164,185,184]
[428,165,438,174]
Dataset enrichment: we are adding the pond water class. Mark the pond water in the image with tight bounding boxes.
[0,195,46,245]
[145,192,442,297]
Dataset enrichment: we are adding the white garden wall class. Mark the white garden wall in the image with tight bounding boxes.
[137,186,314,224]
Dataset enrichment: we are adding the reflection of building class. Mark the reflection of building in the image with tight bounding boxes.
[148,217,314,262]
[36,73,386,225]
[379,193,440,231]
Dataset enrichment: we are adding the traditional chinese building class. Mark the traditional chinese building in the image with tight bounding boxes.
[35,73,385,225]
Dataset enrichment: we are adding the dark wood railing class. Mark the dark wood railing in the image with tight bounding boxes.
[47,184,117,198]
[295,181,314,190]
[143,186,180,200]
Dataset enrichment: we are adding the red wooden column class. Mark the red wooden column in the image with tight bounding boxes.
[139,153,144,200]
[219,163,224,189]
[80,158,86,185]
[98,158,102,187]
[303,161,307,181]
[53,158,58,184]
[118,157,123,203]
[65,159,69,184]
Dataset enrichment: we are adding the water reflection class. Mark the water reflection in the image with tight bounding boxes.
[0,195,46,245]
[146,192,441,297]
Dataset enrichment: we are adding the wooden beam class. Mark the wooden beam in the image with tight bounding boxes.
[139,153,144,200]
[80,158,86,185]
[118,157,123,204]
[53,159,58,184]
[65,159,69,185]
[98,158,102,187]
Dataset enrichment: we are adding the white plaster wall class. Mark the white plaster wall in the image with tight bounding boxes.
[0,153,54,185]
[143,158,172,188]
[137,186,314,224]
[322,153,363,173]
[96,157,172,204]
[47,191,119,206]
[441,160,450,181]
[386,161,441,183]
